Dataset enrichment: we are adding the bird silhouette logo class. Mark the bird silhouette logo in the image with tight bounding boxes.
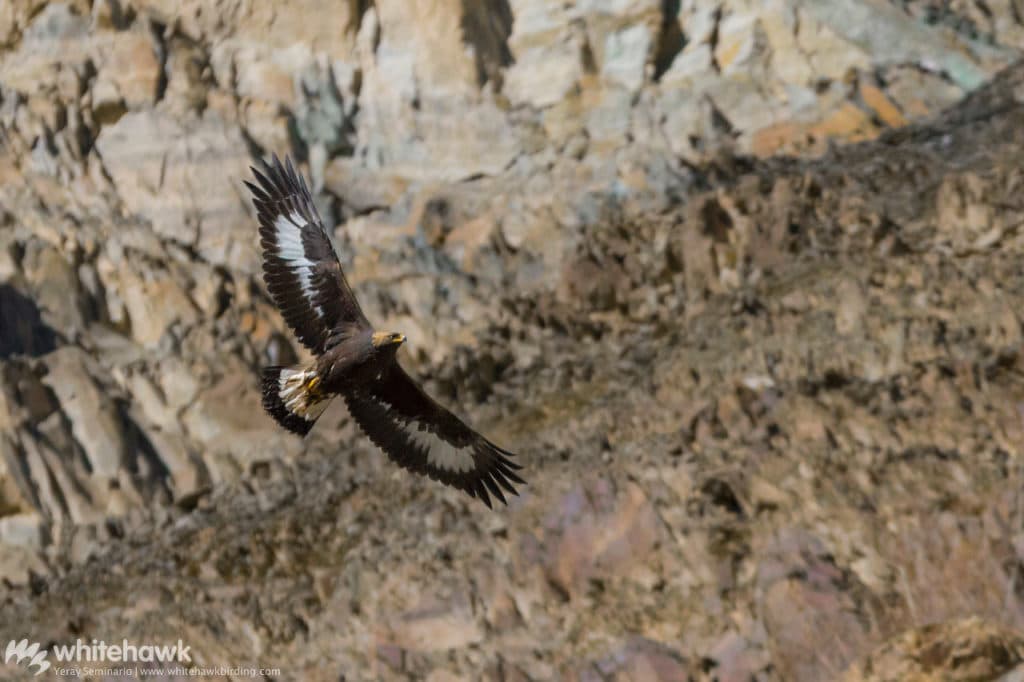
[5,640,51,676]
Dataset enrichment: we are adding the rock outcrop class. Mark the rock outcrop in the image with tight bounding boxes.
[2,1,1024,680]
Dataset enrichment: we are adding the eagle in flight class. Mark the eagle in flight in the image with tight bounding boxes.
[245,156,524,507]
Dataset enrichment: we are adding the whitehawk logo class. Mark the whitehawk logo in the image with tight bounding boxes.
[5,640,51,676]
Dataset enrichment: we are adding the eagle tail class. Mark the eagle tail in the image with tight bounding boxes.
[261,365,331,436]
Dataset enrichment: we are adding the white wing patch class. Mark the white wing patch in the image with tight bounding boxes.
[274,212,325,320]
[278,367,328,420]
[361,391,476,474]
[406,424,476,473]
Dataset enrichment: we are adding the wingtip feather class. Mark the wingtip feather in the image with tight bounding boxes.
[482,475,507,506]
[476,481,493,509]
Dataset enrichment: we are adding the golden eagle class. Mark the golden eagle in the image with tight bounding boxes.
[245,156,524,507]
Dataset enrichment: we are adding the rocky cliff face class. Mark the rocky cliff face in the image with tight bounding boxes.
[2,1,1024,680]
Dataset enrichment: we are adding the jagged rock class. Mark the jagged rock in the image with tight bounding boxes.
[758,527,873,680]
[91,28,162,111]
[842,618,1024,682]
[21,240,88,339]
[573,636,691,681]
[162,38,211,116]
[180,373,302,481]
[135,424,206,503]
[0,434,34,517]
[0,542,46,585]
[383,594,484,653]
[136,0,365,58]
[0,512,43,551]
[357,5,522,181]
[533,479,662,599]
[2,1,1024,679]
[0,285,57,360]
[95,110,257,271]
[0,3,90,95]
[116,264,199,348]
[41,347,126,479]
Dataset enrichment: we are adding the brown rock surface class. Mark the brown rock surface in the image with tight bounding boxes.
[2,1,1024,681]
[842,617,1024,681]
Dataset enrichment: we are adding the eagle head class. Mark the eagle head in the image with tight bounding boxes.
[371,331,406,349]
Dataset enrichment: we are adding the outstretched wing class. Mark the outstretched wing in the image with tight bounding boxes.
[343,365,525,508]
[245,155,369,356]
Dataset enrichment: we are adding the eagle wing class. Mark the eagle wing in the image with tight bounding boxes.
[245,155,370,356]
[343,365,525,508]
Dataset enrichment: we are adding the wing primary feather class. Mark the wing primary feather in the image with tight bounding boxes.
[496,478,518,497]
[276,154,295,195]
[475,480,493,508]
[285,156,301,194]
[244,180,270,203]
[492,470,520,495]
[251,168,275,195]
[494,461,526,485]
[482,475,506,506]
[267,155,290,197]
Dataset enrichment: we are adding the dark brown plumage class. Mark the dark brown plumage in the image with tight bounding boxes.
[246,155,524,507]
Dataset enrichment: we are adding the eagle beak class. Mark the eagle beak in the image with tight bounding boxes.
[393,333,406,345]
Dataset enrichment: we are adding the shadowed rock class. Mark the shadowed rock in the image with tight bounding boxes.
[0,285,57,359]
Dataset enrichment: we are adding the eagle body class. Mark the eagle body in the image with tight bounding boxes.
[246,156,524,507]
[318,329,399,389]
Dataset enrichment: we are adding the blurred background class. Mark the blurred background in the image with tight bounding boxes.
[2,0,1024,679]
